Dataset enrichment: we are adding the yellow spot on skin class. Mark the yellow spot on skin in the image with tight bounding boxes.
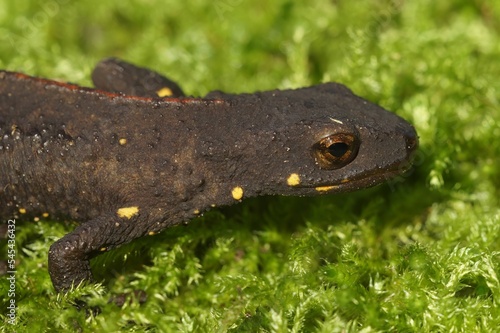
[42,212,49,218]
[193,209,200,215]
[211,204,216,208]
[315,185,338,192]
[34,217,40,222]
[117,206,140,219]
[148,231,156,236]
[341,178,350,183]
[19,208,26,214]
[156,87,173,97]
[232,186,244,200]
[119,138,127,145]
[287,173,301,186]
[100,247,107,252]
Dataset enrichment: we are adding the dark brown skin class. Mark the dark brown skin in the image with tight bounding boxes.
[0,58,418,292]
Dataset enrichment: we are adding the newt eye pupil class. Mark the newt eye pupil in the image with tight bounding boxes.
[328,142,349,157]
[311,133,360,170]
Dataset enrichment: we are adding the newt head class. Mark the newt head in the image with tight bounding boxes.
[224,82,419,196]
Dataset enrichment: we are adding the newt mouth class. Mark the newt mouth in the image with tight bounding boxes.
[303,163,412,194]
[320,164,412,192]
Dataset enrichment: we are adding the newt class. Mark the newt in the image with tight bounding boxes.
[0,58,418,292]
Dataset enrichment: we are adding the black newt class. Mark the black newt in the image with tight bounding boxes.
[0,58,418,292]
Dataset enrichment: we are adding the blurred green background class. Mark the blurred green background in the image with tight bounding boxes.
[1,0,500,332]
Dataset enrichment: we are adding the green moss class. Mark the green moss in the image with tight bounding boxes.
[1,0,500,331]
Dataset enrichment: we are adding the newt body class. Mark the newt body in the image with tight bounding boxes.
[0,59,418,292]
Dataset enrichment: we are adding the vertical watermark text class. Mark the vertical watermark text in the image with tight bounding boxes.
[5,219,17,325]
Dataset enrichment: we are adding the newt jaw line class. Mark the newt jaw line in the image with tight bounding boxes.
[303,168,409,192]
[296,155,416,191]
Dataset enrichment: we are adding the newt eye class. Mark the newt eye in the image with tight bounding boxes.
[311,133,359,169]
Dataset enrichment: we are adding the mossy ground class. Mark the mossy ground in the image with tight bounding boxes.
[1,0,499,332]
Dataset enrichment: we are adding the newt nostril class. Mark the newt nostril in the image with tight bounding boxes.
[403,126,419,156]
[406,134,418,153]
